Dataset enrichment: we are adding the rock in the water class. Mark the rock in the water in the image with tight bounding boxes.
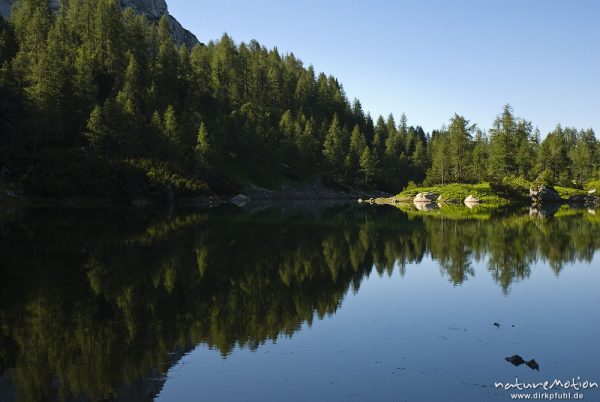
[230,194,250,207]
[132,198,151,207]
[0,0,199,48]
[585,195,600,207]
[464,195,482,208]
[414,192,439,203]
[569,193,600,207]
[529,185,562,204]
[526,359,540,371]
[505,355,525,367]
[589,188,597,194]
[568,194,587,204]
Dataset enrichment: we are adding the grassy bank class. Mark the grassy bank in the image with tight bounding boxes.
[554,186,588,198]
[378,179,599,210]
[396,183,511,206]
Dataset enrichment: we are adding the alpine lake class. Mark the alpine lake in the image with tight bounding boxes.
[1,201,599,402]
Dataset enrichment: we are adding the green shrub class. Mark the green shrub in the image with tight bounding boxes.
[405,181,418,191]
[555,186,586,198]
[533,169,555,187]
[129,159,208,195]
[21,152,208,201]
[585,180,600,191]
[22,150,148,200]
[489,176,530,201]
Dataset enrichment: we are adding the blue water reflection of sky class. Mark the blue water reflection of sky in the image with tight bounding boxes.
[157,255,600,402]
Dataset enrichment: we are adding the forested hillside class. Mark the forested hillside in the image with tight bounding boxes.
[0,0,598,201]
[427,107,598,188]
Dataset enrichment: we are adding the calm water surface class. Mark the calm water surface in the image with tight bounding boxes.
[0,203,599,402]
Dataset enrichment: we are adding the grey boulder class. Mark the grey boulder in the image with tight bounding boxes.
[414,192,439,203]
[529,185,562,204]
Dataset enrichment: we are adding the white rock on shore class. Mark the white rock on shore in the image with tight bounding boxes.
[413,192,439,203]
[464,195,482,208]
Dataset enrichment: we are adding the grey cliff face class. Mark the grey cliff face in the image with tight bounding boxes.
[119,0,199,48]
[0,0,199,48]
[121,0,168,17]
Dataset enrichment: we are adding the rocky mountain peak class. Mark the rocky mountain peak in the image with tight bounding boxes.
[0,0,199,48]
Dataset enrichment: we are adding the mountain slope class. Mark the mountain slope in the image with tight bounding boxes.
[0,0,198,47]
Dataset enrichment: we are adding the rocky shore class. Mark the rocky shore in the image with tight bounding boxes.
[177,179,390,208]
[365,184,600,210]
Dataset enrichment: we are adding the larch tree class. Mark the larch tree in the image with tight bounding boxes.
[360,146,376,183]
[346,125,367,176]
[488,105,517,179]
[195,121,211,171]
[448,114,473,183]
[323,114,345,181]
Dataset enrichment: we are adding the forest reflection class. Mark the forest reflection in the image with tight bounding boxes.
[0,204,599,401]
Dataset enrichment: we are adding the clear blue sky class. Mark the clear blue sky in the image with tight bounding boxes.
[168,0,599,135]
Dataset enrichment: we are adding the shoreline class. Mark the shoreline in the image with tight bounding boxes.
[3,195,598,210]
[2,181,599,210]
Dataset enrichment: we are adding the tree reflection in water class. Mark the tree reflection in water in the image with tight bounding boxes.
[0,204,598,401]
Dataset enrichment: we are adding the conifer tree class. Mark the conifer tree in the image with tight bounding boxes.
[360,146,376,183]
[36,12,75,144]
[86,105,107,153]
[427,131,451,185]
[163,105,179,147]
[195,121,210,171]
[117,53,142,115]
[488,105,517,179]
[0,16,17,65]
[296,120,319,166]
[471,130,488,183]
[448,114,473,182]
[86,100,123,159]
[346,125,366,175]
[154,16,178,108]
[323,114,345,181]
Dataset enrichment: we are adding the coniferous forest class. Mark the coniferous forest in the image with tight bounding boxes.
[1,0,598,201]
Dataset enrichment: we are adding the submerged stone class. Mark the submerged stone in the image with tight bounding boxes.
[505,355,525,366]
[230,194,251,207]
[526,359,540,371]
